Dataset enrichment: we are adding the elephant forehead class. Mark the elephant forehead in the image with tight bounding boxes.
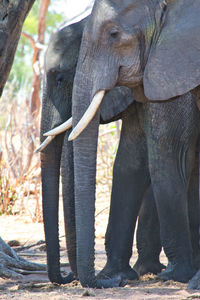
[88,0,117,33]
[95,0,157,14]
[88,0,156,36]
[45,21,84,72]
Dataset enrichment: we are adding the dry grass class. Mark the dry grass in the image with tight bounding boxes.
[0,82,121,224]
[95,121,121,236]
[0,83,41,221]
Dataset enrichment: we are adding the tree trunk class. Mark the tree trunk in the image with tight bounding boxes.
[29,0,50,118]
[22,0,50,173]
[0,0,49,280]
[0,0,35,97]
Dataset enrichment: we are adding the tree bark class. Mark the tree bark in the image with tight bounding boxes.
[29,0,50,117]
[0,0,35,97]
[22,0,50,173]
[0,0,47,279]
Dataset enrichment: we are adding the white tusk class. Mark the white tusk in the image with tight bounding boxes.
[34,136,55,153]
[44,117,72,136]
[68,90,105,141]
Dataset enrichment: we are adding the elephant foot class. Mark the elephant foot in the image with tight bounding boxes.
[49,271,75,284]
[79,275,124,288]
[158,261,196,283]
[98,262,138,281]
[188,269,200,289]
[96,275,126,288]
[133,258,166,276]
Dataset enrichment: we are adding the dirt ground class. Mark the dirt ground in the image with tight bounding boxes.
[1,200,200,300]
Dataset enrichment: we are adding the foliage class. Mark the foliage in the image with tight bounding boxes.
[8,1,64,88]
[96,122,121,235]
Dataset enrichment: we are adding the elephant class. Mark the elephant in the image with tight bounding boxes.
[49,0,200,288]
[39,16,166,285]
[41,2,199,284]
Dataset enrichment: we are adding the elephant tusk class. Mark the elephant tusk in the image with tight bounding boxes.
[68,90,105,141]
[43,117,72,136]
[34,136,55,153]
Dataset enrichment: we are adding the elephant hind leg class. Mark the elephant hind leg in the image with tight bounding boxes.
[133,186,166,276]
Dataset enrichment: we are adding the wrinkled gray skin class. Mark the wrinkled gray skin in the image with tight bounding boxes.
[71,0,200,287]
[40,17,164,285]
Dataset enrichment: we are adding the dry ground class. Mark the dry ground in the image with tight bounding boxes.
[1,198,200,300]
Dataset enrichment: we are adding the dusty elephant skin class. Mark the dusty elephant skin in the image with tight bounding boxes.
[40,16,167,286]
[69,0,200,288]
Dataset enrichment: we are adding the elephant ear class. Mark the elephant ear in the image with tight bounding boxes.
[100,86,134,122]
[143,0,200,101]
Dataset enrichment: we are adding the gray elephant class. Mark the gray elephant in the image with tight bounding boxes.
[39,17,165,285]
[50,0,200,288]
[42,4,199,283]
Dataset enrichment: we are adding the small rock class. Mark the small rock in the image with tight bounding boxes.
[8,240,21,247]
[82,289,96,297]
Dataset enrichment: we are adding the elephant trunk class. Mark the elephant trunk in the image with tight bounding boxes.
[41,135,74,284]
[72,73,100,287]
[40,88,75,283]
[72,64,121,287]
[71,24,121,285]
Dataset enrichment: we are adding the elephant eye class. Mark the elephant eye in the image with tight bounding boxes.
[110,29,120,39]
[56,73,64,85]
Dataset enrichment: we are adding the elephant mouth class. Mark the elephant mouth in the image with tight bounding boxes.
[118,74,143,88]
[36,90,105,151]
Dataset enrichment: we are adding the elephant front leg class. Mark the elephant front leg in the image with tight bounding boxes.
[149,145,196,283]
[99,105,150,281]
[100,163,150,281]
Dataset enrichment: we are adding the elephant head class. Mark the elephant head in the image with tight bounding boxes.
[60,0,200,288]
